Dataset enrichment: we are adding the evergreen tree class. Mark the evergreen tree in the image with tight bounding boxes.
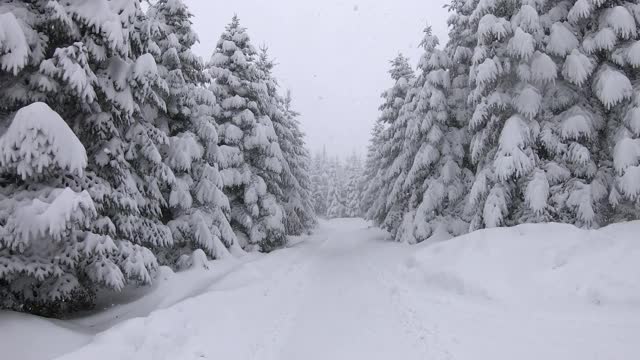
[360,121,386,216]
[147,0,236,268]
[343,153,363,218]
[466,0,554,230]
[524,0,607,227]
[281,91,317,233]
[256,48,316,235]
[571,1,640,223]
[364,53,415,232]
[0,0,167,313]
[358,0,640,241]
[207,16,287,252]
[326,159,347,219]
[396,26,471,244]
[310,151,331,217]
[0,102,157,315]
[445,0,477,130]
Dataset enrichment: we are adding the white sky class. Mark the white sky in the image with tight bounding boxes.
[185,0,450,158]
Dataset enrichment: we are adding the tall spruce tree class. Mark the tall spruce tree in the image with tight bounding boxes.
[526,0,608,228]
[573,1,640,223]
[281,91,316,233]
[256,48,316,235]
[147,0,236,267]
[207,16,287,252]
[310,150,330,217]
[326,158,347,219]
[359,121,386,216]
[396,26,471,244]
[364,53,415,233]
[466,0,554,229]
[343,153,363,218]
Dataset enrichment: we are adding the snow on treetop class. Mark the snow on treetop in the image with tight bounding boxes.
[508,28,534,59]
[495,115,534,180]
[222,40,238,53]
[133,53,159,79]
[166,132,203,172]
[513,85,541,118]
[614,138,640,174]
[478,14,510,43]
[562,49,595,86]
[209,53,229,67]
[561,107,594,140]
[525,170,549,216]
[583,28,617,54]
[627,41,640,67]
[530,52,557,83]
[626,106,640,136]
[547,23,579,56]
[594,66,632,109]
[604,6,637,39]
[63,0,127,54]
[568,0,591,23]
[13,188,96,248]
[511,5,540,33]
[0,102,87,179]
[475,58,499,85]
[0,12,29,75]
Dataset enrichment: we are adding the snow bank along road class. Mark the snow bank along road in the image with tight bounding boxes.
[25,219,640,359]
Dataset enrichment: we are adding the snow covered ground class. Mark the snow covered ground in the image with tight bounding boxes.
[2,218,639,360]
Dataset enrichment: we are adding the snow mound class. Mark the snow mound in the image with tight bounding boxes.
[0,255,258,360]
[0,102,87,179]
[404,222,640,308]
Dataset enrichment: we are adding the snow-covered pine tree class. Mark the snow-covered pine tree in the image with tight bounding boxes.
[395,25,471,244]
[147,0,236,268]
[0,0,167,313]
[42,0,175,247]
[207,16,287,252]
[364,53,415,233]
[522,0,610,228]
[0,103,156,315]
[310,150,331,217]
[567,1,640,222]
[252,47,286,211]
[359,120,386,216]
[256,48,316,235]
[466,0,555,230]
[495,0,640,228]
[445,0,477,127]
[326,159,347,219]
[444,0,476,155]
[343,153,363,218]
[359,0,640,238]
[281,90,316,233]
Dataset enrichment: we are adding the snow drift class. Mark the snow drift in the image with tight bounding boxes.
[404,221,640,308]
[0,255,258,360]
[1,219,639,360]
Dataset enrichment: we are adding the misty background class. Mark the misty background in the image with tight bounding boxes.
[185,0,450,158]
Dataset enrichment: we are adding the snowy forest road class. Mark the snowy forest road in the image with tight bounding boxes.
[56,219,637,360]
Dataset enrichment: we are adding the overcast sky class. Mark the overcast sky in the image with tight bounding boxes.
[185,0,450,158]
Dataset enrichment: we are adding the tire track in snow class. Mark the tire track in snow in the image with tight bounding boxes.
[276,221,440,360]
[246,230,332,360]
